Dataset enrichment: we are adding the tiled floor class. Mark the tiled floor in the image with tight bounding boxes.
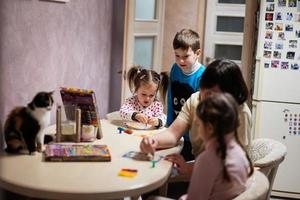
[165,182,297,200]
[1,187,298,200]
[270,197,296,200]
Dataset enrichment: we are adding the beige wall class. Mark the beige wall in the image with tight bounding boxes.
[162,0,206,72]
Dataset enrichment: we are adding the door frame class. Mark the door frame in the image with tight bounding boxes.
[121,0,165,103]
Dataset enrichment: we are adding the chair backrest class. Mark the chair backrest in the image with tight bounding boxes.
[156,171,268,200]
[233,170,269,200]
[147,196,175,200]
[247,138,287,200]
[105,111,122,121]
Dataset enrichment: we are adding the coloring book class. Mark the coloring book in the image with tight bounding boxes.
[44,144,111,162]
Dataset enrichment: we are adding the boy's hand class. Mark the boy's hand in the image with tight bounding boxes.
[135,113,148,124]
[147,117,159,126]
[140,137,158,155]
[164,153,193,177]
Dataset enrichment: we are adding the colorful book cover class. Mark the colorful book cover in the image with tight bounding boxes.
[44,144,111,162]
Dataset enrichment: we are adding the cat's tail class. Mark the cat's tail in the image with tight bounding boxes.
[5,138,24,153]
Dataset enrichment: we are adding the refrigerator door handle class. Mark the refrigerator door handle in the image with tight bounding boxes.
[253,58,262,101]
[251,100,260,139]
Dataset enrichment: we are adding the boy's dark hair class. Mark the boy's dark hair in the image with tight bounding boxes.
[196,93,253,182]
[173,29,200,52]
[200,59,249,105]
[127,65,169,104]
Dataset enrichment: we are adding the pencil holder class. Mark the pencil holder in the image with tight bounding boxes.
[56,105,82,143]
[60,87,103,140]
[56,104,98,142]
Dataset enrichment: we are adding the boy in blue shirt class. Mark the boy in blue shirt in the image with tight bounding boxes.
[167,29,205,161]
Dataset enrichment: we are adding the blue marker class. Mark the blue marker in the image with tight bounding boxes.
[117,127,125,134]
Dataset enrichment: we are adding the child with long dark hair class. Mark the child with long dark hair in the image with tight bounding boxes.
[180,93,253,200]
[120,66,168,128]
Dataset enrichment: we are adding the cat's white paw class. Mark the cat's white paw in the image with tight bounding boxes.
[29,151,36,155]
[37,143,44,153]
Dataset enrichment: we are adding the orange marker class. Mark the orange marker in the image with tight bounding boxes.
[124,129,133,134]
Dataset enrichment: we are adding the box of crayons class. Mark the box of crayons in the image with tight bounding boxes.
[44,144,111,162]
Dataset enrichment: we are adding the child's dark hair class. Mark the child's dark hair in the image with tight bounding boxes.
[196,93,253,181]
[200,59,248,105]
[173,29,200,52]
[127,65,169,103]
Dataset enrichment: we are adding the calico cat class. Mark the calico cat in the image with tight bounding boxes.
[4,91,54,154]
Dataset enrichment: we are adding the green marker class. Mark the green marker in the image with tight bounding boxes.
[151,160,156,168]
[151,152,155,168]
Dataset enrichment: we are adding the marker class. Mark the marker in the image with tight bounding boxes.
[124,129,133,134]
[151,152,155,168]
[117,127,125,134]
[151,160,156,168]
[121,168,138,173]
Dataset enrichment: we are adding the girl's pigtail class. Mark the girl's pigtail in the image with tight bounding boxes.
[216,127,230,182]
[127,65,140,93]
[158,71,169,104]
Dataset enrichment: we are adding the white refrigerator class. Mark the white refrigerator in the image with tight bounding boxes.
[253,0,300,198]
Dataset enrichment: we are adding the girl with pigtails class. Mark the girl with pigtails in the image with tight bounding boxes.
[179,93,253,200]
[119,66,168,129]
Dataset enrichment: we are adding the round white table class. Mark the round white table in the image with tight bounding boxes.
[0,119,183,200]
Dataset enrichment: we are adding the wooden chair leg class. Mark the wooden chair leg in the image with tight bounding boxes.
[159,182,169,197]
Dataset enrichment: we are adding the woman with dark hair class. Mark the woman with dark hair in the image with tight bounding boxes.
[199,59,248,104]
[140,58,252,177]
[199,59,250,146]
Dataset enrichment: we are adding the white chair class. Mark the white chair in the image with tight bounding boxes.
[150,171,269,200]
[233,170,269,200]
[105,111,122,121]
[105,111,125,127]
[247,138,287,200]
